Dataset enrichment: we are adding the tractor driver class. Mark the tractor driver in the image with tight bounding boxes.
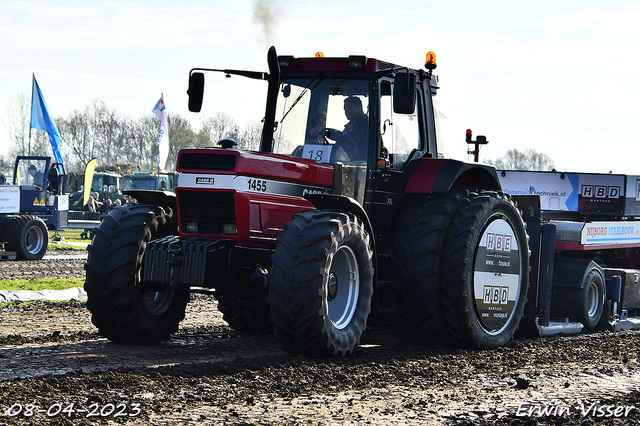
[28,164,44,187]
[309,96,368,163]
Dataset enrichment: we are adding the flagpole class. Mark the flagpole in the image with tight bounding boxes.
[158,92,163,174]
[28,73,34,157]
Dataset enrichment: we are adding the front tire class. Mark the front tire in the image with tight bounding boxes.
[84,203,189,344]
[5,215,48,260]
[440,191,529,349]
[268,210,374,357]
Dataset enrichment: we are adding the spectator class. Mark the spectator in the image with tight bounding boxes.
[84,196,98,212]
[92,191,104,211]
[100,198,112,214]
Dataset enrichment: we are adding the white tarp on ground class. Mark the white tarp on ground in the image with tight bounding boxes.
[0,287,87,303]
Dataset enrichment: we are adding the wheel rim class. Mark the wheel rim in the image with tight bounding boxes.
[472,215,522,334]
[328,245,360,330]
[25,225,45,255]
[586,281,599,319]
[142,289,175,316]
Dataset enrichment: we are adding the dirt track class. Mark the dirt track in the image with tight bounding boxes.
[2,249,640,425]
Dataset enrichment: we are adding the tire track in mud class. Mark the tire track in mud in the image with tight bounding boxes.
[3,253,640,424]
[2,326,640,425]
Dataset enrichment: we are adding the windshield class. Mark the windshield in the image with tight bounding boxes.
[273,77,369,166]
[123,176,156,190]
[16,158,47,188]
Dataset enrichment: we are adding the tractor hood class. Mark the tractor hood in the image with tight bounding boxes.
[176,148,334,188]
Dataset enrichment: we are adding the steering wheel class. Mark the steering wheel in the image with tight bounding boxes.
[314,130,328,144]
[315,128,340,144]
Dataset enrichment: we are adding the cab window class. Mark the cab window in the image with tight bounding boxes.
[380,80,420,169]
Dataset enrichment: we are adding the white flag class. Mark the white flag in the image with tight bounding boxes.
[152,94,169,170]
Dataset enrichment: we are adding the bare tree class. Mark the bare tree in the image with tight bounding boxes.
[4,93,62,161]
[129,115,158,170]
[237,120,262,151]
[5,96,262,174]
[163,113,214,171]
[201,112,241,145]
[58,109,94,171]
[0,155,14,178]
[487,148,555,171]
[4,94,31,156]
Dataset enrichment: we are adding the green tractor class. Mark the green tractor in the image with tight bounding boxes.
[68,172,122,210]
[122,171,179,192]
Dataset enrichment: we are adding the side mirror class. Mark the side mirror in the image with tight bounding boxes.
[393,72,416,114]
[188,72,205,112]
[282,83,291,98]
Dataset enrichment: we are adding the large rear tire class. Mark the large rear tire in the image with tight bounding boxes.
[388,192,464,345]
[440,191,529,349]
[268,210,374,357]
[5,215,49,260]
[84,203,189,344]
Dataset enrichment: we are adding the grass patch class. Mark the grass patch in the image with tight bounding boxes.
[48,241,89,250]
[50,229,92,242]
[49,230,91,250]
[0,278,84,291]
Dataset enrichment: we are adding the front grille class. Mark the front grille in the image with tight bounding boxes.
[178,153,237,171]
[178,190,236,235]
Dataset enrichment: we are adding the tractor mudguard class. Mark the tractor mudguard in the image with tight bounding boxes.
[123,189,177,218]
[406,158,502,194]
[304,193,374,244]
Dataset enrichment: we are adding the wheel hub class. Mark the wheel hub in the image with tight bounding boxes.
[327,273,338,302]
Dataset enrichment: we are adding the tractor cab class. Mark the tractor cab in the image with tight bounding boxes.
[12,156,67,216]
[267,53,438,207]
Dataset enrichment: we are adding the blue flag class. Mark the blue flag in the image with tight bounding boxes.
[31,75,64,164]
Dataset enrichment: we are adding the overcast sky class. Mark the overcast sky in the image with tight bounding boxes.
[2,0,640,174]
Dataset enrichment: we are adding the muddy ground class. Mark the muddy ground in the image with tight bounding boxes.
[1,248,640,425]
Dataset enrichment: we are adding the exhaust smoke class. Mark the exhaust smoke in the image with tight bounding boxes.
[253,0,280,46]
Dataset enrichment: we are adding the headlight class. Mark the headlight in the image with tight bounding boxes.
[184,221,198,234]
[221,223,237,235]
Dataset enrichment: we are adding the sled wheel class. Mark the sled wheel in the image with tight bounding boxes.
[551,268,605,329]
[389,191,465,345]
[5,215,49,260]
[84,203,189,344]
[268,210,374,357]
[215,293,271,332]
[440,191,529,349]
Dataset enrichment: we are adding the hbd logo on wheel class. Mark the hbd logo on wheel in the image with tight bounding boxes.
[483,285,509,305]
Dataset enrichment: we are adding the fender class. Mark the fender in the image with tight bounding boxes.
[123,189,177,219]
[304,193,375,250]
[405,158,502,194]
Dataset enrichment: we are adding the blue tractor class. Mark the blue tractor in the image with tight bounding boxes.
[0,156,68,260]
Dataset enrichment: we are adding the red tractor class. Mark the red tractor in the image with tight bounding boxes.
[84,47,529,356]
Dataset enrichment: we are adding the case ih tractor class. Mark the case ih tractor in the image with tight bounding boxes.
[84,47,530,356]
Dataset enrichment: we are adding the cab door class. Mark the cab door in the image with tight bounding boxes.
[368,78,426,234]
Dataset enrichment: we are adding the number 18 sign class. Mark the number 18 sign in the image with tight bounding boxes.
[303,144,333,163]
